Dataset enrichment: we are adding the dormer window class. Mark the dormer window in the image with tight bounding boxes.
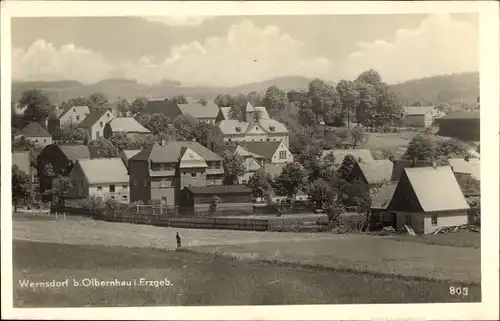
[255,127,258,130]
[100,121,103,127]
[235,127,241,132]
[76,115,80,121]
[107,113,110,118]
[269,126,275,132]
[73,108,76,112]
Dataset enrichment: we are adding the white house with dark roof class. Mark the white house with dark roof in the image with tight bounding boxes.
[48,105,90,137]
[103,117,150,139]
[209,102,289,151]
[68,158,130,203]
[387,166,470,234]
[21,122,53,147]
[78,109,116,140]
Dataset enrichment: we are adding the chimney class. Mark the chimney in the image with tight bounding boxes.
[464,155,470,162]
[161,139,166,147]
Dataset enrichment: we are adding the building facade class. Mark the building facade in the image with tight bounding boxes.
[78,109,116,140]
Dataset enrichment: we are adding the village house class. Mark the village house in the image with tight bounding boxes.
[238,141,294,165]
[400,106,444,128]
[68,158,130,203]
[103,117,150,139]
[140,99,183,120]
[209,102,289,151]
[128,141,224,206]
[321,148,374,167]
[435,110,480,141]
[179,102,223,124]
[78,109,116,140]
[47,105,90,137]
[216,145,264,184]
[36,144,94,201]
[386,166,470,234]
[21,122,53,147]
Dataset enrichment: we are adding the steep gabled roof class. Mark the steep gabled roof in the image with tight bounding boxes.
[78,109,111,128]
[107,117,150,133]
[238,141,282,159]
[178,102,220,119]
[58,105,90,120]
[402,166,469,212]
[77,158,129,184]
[357,160,393,184]
[58,144,91,161]
[142,99,183,120]
[21,122,51,137]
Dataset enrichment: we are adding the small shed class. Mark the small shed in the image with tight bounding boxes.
[181,185,253,214]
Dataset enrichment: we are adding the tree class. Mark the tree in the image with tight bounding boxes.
[88,138,119,158]
[355,82,377,126]
[170,95,188,104]
[222,151,246,185]
[306,78,341,120]
[436,138,469,158]
[246,91,263,107]
[197,98,208,106]
[137,113,171,135]
[116,98,130,116]
[356,69,382,86]
[109,132,134,150]
[247,169,273,199]
[60,96,89,109]
[274,163,308,198]
[263,85,289,110]
[214,94,234,107]
[228,104,243,121]
[338,154,357,179]
[19,89,52,122]
[12,165,33,211]
[402,134,437,162]
[308,178,338,209]
[88,92,109,110]
[374,83,403,119]
[45,175,72,205]
[58,122,90,143]
[130,97,148,115]
[336,80,359,129]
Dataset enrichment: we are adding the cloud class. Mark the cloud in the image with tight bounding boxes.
[12,39,113,84]
[341,14,478,83]
[12,20,335,87]
[142,16,214,27]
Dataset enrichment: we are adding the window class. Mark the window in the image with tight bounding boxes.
[110,195,115,200]
[35,139,39,143]
[72,180,76,187]
[107,113,110,118]
[76,115,80,121]
[81,180,84,187]
[73,108,76,112]
[260,139,263,141]
[235,127,241,132]
[242,180,247,184]
[110,185,115,192]
[431,214,438,226]
[405,215,412,226]
[279,151,286,159]
[122,185,127,189]
[122,195,128,200]
[228,139,232,142]
[96,131,100,138]
[97,186,103,191]
[269,126,275,132]
[191,172,197,178]
[215,162,221,169]
[44,139,47,143]
[100,121,104,128]
[160,179,167,187]
[267,138,270,141]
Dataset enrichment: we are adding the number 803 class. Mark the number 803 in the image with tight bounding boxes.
[449,286,468,296]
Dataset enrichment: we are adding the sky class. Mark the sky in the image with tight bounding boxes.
[11,14,479,87]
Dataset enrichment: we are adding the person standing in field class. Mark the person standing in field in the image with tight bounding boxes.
[176,232,181,248]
